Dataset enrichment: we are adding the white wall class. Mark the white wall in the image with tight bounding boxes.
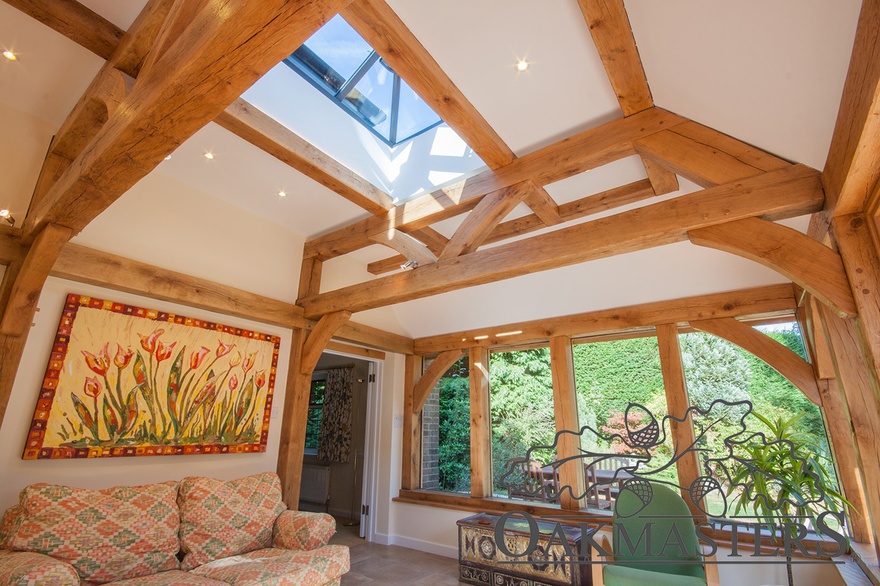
[0,158,411,512]
[0,276,292,511]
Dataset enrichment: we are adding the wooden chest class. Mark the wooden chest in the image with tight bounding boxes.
[457,512,593,586]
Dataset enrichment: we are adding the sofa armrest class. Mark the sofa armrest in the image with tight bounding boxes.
[273,510,336,551]
[0,550,81,585]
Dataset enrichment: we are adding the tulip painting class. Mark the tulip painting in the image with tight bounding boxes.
[24,294,280,459]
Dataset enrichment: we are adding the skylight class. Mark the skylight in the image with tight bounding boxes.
[285,15,443,147]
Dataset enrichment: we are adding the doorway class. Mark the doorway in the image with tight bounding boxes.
[299,351,379,540]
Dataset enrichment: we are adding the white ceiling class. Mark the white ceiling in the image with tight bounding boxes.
[0,0,862,339]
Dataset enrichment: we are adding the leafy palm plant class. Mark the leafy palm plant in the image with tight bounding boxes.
[728,411,850,586]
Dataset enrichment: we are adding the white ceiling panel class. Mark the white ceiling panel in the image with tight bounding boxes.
[385,0,622,156]
[627,0,860,170]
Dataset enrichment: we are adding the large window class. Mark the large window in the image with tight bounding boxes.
[680,323,830,456]
[489,347,556,496]
[679,323,839,518]
[419,320,838,521]
[422,356,470,493]
[680,324,828,459]
[573,336,676,484]
[304,377,326,452]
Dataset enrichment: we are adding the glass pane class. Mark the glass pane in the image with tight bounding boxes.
[298,15,373,87]
[489,348,556,500]
[573,336,677,510]
[421,356,470,493]
[395,80,442,142]
[343,59,393,140]
[305,407,322,450]
[309,379,326,405]
[679,326,841,523]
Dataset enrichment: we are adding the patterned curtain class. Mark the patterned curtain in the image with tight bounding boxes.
[317,367,353,462]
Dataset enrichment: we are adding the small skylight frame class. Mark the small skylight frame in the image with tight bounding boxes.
[283,16,443,148]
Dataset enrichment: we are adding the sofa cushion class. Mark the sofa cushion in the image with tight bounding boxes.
[0,505,23,549]
[189,546,350,585]
[5,481,180,583]
[103,569,228,585]
[0,550,81,586]
[273,511,336,551]
[178,472,286,571]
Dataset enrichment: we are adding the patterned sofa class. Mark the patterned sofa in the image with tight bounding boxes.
[0,472,349,585]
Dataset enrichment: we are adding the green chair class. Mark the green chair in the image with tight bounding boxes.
[592,482,720,586]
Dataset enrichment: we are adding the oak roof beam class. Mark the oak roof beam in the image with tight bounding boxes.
[524,182,564,226]
[405,227,449,255]
[0,233,417,353]
[341,0,515,169]
[577,0,652,116]
[439,180,533,260]
[634,121,790,188]
[367,179,658,275]
[29,67,133,215]
[22,0,353,239]
[577,0,682,199]
[369,229,438,268]
[215,99,394,215]
[688,217,858,318]
[304,107,685,260]
[6,0,398,218]
[301,164,823,318]
[821,0,880,216]
[414,284,798,354]
[2,0,122,62]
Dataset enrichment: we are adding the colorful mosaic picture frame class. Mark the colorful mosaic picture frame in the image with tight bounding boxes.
[24,294,281,459]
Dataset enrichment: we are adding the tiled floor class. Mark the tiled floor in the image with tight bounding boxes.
[330,520,461,585]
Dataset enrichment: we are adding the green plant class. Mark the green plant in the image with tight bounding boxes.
[728,411,850,586]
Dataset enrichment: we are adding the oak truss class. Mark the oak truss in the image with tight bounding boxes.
[4,0,880,559]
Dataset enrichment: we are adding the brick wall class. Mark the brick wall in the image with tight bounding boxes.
[421,387,440,489]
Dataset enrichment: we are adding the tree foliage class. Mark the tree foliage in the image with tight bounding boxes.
[432,324,833,498]
[488,348,556,492]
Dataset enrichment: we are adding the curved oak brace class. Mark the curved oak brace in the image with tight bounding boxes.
[524,182,563,226]
[688,217,858,318]
[370,229,438,267]
[341,0,515,170]
[412,349,466,413]
[300,310,352,375]
[689,317,821,406]
[0,223,73,336]
[440,180,532,259]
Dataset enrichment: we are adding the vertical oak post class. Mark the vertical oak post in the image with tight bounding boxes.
[297,256,323,300]
[656,323,705,520]
[402,354,422,490]
[0,224,72,428]
[805,294,873,542]
[816,378,873,543]
[276,328,309,508]
[549,336,586,510]
[469,347,493,498]
[818,304,880,554]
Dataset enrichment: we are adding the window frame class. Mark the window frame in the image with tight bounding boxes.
[284,18,443,147]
